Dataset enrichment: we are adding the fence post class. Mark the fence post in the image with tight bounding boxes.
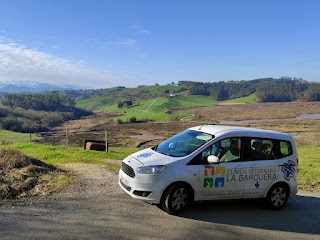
[66,129,69,147]
[30,132,32,142]
[105,130,108,153]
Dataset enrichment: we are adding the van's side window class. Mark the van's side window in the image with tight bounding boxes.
[218,138,241,162]
[187,137,242,165]
[244,137,293,161]
[280,141,293,157]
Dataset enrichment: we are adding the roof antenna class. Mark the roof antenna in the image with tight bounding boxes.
[199,125,203,130]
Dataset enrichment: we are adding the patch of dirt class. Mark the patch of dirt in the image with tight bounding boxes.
[0,148,60,200]
[43,114,199,148]
[38,102,320,149]
[54,112,121,131]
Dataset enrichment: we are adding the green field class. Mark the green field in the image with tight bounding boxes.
[113,96,218,122]
[8,143,138,165]
[76,92,259,123]
[118,84,189,96]
[1,143,139,173]
[77,95,218,122]
[222,93,256,104]
[76,84,188,110]
[297,146,320,190]
[0,129,40,144]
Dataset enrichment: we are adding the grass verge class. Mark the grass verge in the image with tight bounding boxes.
[0,129,40,144]
[298,146,320,190]
[0,144,140,199]
[9,143,139,165]
[2,143,319,191]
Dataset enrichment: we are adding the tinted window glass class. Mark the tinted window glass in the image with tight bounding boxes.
[218,138,241,162]
[280,141,293,157]
[189,137,242,165]
[245,137,293,161]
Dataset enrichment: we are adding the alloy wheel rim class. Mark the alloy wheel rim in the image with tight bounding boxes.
[172,188,188,210]
[270,187,286,207]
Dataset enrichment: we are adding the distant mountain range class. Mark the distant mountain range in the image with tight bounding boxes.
[0,81,83,93]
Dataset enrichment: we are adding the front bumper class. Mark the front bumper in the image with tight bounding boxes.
[118,168,165,204]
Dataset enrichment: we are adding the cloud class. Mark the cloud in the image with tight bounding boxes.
[113,38,136,48]
[132,25,149,34]
[0,39,121,88]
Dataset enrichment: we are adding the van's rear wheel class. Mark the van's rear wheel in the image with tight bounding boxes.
[160,183,191,215]
[264,183,289,210]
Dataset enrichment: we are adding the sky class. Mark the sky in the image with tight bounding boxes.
[1,0,320,89]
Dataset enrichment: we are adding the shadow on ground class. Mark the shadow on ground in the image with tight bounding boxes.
[180,194,320,234]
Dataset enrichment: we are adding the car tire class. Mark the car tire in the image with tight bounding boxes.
[264,183,289,210]
[160,183,192,215]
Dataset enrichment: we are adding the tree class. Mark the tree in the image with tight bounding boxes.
[118,101,124,108]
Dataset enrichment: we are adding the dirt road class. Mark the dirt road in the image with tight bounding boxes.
[0,164,319,240]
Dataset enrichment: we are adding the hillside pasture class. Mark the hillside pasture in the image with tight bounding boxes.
[77,95,218,123]
[112,96,218,122]
[0,129,40,144]
[222,93,256,104]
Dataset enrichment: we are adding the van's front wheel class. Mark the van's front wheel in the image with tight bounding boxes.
[160,183,192,215]
[264,183,289,210]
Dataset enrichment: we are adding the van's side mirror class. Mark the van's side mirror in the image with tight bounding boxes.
[207,155,220,164]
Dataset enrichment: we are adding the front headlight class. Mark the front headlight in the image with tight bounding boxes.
[137,165,167,174]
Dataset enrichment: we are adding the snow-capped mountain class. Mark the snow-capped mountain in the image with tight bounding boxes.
[0,81,83,93]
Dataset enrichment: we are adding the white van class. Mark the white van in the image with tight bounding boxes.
[119,125,298,214]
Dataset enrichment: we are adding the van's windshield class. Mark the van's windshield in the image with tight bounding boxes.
[154,130,214,157]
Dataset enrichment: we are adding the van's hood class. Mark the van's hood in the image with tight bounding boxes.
[127,148,175,166]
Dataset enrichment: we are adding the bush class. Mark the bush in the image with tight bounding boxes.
[0,105,92,133]
[129,117,137,123]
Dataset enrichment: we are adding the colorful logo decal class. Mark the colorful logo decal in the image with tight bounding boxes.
[136,153,153,158]
[203,166,226,188]
[282,160,296,181]
[204,166,214,176]
[215,177,225,187]
[203,178,214,188]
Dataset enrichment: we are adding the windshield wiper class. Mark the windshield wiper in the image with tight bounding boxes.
[157,151,172,156]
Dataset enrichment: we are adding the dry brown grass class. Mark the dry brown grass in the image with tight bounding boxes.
[45,102,320,148]
[180,102,320,122]
[0,148,63,200]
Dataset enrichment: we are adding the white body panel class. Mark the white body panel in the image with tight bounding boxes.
[119,125,298,205]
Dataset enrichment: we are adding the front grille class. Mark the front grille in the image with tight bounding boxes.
[122,162,135,178]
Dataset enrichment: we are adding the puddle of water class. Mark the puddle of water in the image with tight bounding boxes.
[296,114,320,119]
[219,114,320,125]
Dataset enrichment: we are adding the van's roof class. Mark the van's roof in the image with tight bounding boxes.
[189,125,293,141]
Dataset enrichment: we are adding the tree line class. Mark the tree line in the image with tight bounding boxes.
[1,92,75,111]
[57,77,320,104]
[179,77,320,102]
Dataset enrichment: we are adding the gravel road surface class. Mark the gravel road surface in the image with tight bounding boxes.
[0,163,319,240]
